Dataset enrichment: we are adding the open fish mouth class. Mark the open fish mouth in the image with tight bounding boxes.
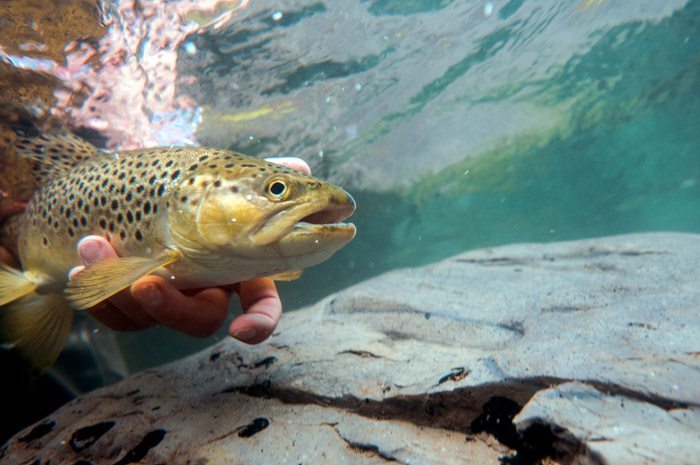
[282,197,356,245]
[253,191,356,255]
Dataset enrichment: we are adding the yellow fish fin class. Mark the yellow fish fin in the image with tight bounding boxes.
[268,269,303,281]
[65,250,180,310]
[14,133,100,185]
[2,292,74,367]
[0,263,38,306]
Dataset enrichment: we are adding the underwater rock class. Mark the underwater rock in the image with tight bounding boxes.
[2,232,699,464]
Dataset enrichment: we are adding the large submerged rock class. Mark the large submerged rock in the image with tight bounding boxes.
[2,232,699,464]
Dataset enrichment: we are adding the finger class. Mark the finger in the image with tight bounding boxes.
[229,278,282,344]
[77,235,118,263]
[265,157,311,175]
[130,276,229,337]
[87,301,154,332]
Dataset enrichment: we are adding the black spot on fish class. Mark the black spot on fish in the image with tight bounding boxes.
[125,191,133,202]
[170,169,180,180]
[230,185,238,193]
[119,230,126,240]
[143,201,151,215]
[99,219,107,229]
[108,222,115,233]
[135,230,143,241]
[136,185,145,194]
[81,216,88,227]
[148,175,156,184]
[157,184,165,197]
[68,227,75,237]
[127,210,134,223]
[117,213,124,223]
[111,199,119,211]
[165,159,174,168]
[198,155,209,162]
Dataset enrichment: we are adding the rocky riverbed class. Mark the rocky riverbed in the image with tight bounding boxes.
[2,232,699,464]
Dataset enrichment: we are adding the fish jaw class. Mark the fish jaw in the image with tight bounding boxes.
[251,188,356,249]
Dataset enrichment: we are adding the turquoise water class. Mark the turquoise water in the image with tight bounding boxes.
[115,0,700,370]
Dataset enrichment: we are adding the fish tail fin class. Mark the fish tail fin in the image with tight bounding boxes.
[0,263,37,306]
[13,133,100,185]
[2,292,74,367]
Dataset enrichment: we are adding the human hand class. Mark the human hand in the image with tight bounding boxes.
[71,157,312,344]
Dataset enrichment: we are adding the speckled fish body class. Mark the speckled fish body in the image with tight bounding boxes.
[0,134,356,366]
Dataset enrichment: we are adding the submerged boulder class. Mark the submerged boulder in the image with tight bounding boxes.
[2,232,699,464]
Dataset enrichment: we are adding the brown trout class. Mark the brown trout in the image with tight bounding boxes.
[0,134,356,367]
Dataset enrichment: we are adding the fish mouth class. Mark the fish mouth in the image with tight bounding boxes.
[287,202,357,241]
[253,191,356,254]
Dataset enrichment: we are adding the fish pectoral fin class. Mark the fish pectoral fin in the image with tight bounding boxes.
[0,263,38,306]
[2,292,74,368]
[268,269,303,281]
[65,250,180,310]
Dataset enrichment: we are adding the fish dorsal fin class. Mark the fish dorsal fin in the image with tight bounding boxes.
[65,250,180,310]
[268,269,303,281]
[14,133,100,184]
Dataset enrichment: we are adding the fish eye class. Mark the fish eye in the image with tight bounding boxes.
[265,178,290,200]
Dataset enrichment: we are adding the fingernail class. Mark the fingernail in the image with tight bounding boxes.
[133,283,163,308]
[78,239,104,264]
[231,327,257,342]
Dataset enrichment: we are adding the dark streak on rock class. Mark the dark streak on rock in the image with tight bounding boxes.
[69,421,115,452]
[332,426,399,462]
[209,351,221,361]
[437,367,470,386]
[541,305,591,313]
[455,257,526,266]
[338,350,383,358]
[236,418,270,438]
[18,421,55,442]
[113,429,166,465]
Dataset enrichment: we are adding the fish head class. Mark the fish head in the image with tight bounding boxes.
[167,155,356,274]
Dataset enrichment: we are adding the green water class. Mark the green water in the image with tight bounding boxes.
[114,0,700,371]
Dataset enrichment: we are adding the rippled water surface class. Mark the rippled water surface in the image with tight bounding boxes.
[1,0,699,372]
